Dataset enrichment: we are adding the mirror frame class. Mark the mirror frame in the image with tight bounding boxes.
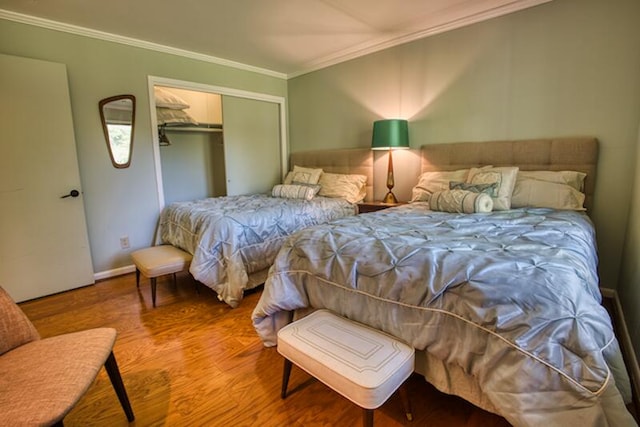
[99,94,136,169]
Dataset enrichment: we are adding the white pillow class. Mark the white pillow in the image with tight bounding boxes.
[318,173,367,204]
[517,170,586,191]
[411,169,469,203]
[430,189,494,213]
[511,171,586,210]
[272,184,320,201]
[466,166,518,211]
[156,108,198,125]
[154,87,190,110]
[284,166,323,185]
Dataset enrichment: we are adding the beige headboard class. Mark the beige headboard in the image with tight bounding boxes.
[421,137,598,212]
[289,148,374,202]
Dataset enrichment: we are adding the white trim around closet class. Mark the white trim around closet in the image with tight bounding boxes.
[147,76,288,212]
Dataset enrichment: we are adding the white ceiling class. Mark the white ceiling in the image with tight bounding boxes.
[0,0,551,78]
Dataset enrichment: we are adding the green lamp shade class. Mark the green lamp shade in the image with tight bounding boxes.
[371,119,409,150]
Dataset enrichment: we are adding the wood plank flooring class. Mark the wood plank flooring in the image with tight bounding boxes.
[19,273,511,427]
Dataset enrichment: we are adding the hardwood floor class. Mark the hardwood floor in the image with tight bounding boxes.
[19,273,511,427]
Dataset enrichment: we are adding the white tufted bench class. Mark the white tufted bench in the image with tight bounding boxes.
[131,245,192,307]
[277,309,415,426]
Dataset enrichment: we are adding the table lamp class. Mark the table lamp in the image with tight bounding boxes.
[371,119,410,204]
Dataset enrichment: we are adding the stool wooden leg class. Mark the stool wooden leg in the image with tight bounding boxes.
[399,382,413,421]
[135,269,140,288]
[172,272,177,288]
[363,409,373,427]
[281,359,292,399]
[151,277,157,307]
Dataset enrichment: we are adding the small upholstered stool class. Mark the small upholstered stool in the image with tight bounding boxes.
[131,245,192,307]
[277,309,415,427]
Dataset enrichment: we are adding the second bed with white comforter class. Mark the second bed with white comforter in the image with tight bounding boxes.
[253,203,635,426]
[160,194,355,308]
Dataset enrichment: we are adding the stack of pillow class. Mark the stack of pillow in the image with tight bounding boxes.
[272,165,367,203]
[411,166,586,214]
[154,87,198,125]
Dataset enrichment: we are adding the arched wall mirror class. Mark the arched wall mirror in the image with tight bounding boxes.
[99,94,136,168]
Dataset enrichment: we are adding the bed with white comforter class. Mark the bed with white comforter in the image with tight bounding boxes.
[252,203,634,426]
[159,194,355,308]
[253,138,637,425]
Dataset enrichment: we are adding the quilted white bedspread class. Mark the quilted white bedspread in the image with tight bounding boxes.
[253,203,635,426]
[159,194,355,307]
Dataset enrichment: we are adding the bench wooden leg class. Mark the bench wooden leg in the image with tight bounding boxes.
[281,358,292,399]
[135,269,140,288]
[399,382,413,421]
[151,277,157,307]
[363,408,373,427]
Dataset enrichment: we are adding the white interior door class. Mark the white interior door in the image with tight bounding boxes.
[0,53,94,302]
[222,96,282,195]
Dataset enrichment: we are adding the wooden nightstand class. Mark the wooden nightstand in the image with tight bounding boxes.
[357,201,407,214]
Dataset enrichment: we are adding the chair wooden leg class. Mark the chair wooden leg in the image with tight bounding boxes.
[151,277,157,307]
[104,352,135,422]
[281,358,292,399]
[135,269,140,288]
[399,382,413,421]
[363,408,373,427]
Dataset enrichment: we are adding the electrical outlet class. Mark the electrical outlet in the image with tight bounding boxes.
[120,235,130,249]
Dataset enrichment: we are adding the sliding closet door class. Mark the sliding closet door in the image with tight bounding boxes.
[222,96,281,195]
[0,54,94,302]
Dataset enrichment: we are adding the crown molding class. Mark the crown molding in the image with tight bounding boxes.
[288,0,553,79]
[0,9,287,80]
[1,0,552,81]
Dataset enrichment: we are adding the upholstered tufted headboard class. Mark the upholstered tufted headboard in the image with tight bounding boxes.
[420,137,599,212]
[290,148,374,202]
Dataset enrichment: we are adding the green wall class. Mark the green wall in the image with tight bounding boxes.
[620,130,640,357]
[288,0,640,294]
[3,0,640,357]
[0,19,287,273]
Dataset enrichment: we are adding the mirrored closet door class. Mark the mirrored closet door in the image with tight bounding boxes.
[151,81,284,207]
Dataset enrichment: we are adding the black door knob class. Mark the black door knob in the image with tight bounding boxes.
[61,189,80,198]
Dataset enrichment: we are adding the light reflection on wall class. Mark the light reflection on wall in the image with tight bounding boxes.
[334,31,495,200]
[332,33,493,123]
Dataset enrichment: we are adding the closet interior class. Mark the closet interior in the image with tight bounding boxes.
[154,86,227,204]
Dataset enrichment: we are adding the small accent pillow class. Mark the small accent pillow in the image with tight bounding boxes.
[466,166,518,210]
[318,173,367,204]
[284,166,323,185]
[411,169,469,203]
[511,171,587,210]
[429,189,494,213]
[272,184,320,201]
[449,181,498,196]
[154,87,190,110]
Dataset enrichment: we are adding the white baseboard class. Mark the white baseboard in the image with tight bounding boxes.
[601,287,640,409]
[93,264,136,281]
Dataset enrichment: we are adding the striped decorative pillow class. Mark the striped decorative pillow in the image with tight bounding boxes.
[272,184,320,201]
